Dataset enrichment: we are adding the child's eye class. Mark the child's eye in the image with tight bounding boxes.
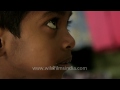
[47,17,59,29]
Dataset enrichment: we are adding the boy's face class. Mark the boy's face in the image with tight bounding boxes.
[1,11,75,79]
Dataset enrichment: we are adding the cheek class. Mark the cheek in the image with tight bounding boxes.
[18,41,64,78]
[6,33,64,78]
[8,39,59,70]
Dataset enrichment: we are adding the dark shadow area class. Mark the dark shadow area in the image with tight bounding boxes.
[71,46,94,71]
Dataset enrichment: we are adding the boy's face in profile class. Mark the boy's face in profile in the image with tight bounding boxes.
[0,11,75,79]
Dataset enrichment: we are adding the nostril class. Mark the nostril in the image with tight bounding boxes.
[66,46,71,49]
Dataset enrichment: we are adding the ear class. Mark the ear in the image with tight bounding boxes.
[0,29,5,57]
[0,39,1,48]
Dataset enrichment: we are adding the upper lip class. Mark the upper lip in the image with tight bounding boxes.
[57,56,72,65]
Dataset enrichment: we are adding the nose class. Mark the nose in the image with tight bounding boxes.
[62,32,75,50]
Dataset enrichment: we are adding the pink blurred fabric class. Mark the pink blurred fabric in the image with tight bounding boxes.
[85,11,120,52]
[109,11,120,47]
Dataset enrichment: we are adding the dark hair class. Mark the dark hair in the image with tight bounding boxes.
[0,11,29,38]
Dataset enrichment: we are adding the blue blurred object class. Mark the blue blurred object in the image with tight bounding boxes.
[68,11,91,51]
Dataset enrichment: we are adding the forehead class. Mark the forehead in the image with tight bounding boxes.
[26,11,72,18]
[42,11,72,16]
[21,11,72,27]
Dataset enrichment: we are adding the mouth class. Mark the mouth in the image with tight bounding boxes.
[56,57,72,67]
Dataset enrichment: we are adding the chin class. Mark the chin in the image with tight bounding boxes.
[48,75,62,79]
[48,72,64,79]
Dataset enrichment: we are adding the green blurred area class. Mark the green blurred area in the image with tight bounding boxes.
[93,50,120,79]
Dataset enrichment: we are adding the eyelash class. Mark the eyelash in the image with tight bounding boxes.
[67,20,72,27]
[46,17,72,31]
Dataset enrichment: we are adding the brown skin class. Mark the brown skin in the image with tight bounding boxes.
[0,11,75,79]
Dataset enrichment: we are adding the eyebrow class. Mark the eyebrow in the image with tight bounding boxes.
[42,11,72,18]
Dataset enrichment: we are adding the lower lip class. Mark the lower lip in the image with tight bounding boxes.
[57,63,71,67]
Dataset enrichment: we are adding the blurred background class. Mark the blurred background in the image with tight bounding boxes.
[63,11,120,79]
